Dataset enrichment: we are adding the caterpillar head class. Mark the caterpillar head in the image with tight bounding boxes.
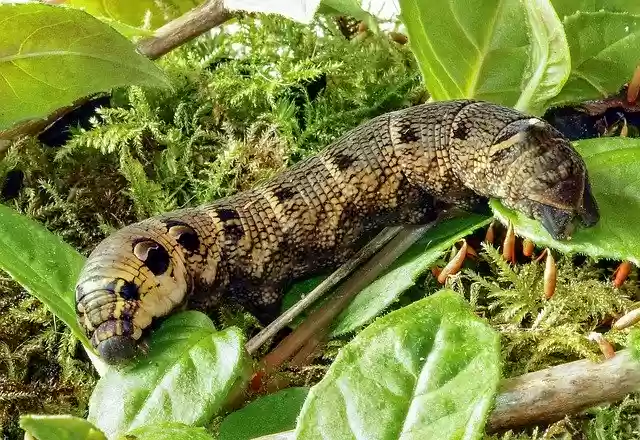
[452,111,599,239]
[75,216,204,364]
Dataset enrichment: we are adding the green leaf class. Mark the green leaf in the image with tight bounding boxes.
[280,276,325,316]
[295,290,501,440]
[331,214,491,336]
[0,203,90,349]
[95,17,156,40]
[88,311,250,439]
[550,11,640,106]
[65,0,201,30]
[491,137,640,264]
[398,0,570,113]
[630,328,640,361]
[20,415,106,440]
[551,0,640,19]
[317,0,378,31]
[0,3,170,132]
[119,422,214,440]
[218,388,309,440]
[318,0,371,19]
[551,0,594,18]
[515,0,570,114]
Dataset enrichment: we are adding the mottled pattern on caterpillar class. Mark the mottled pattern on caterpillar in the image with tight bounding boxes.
[75,100,599,364]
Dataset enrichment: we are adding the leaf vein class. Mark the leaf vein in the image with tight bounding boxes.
[10,60,65,91]
[18,20,73,55]
[465,0,504,96]
[411,2,463,97]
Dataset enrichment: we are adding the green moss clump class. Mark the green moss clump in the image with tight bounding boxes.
[458,245,634,376]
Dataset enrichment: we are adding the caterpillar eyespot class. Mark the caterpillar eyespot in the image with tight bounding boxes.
[133,240,170,275]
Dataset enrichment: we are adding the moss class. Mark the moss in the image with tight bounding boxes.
[454,244,636,376]
[0,11,638,439]
[0,275,95,436]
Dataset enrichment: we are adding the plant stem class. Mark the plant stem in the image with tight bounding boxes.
[137,0,233,59]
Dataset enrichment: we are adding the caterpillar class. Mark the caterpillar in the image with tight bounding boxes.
[75,100,600,364]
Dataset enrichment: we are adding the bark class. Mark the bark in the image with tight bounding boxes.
[136,0,233,60]
[487,349,640,431]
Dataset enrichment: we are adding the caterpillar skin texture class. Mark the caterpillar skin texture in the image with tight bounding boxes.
[75,100,600,364]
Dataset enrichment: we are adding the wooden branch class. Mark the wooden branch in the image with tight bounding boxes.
[487,349,640,431]
[137,0,233,60]
[250,349,640,439]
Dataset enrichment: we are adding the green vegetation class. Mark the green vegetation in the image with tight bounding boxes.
[2,1,640,439]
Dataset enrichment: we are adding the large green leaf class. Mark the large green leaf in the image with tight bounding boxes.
[65,0,202,30]
[491,138,640,264]
[0,203,90,348]
[20,415,106,440]
[88,311,250,439]
[295,290,501,440]
[119,423,215,440]
[0,3,170,132]
[398,0,570,114]
[331,214,491,336]
[218,388,310,440]
[550,11,640,107]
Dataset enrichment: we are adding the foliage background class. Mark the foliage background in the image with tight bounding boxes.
[0,13,639,439]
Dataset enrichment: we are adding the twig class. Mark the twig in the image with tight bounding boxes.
[250,349,640,439]
[245,226,403,355]
[487,349,640,431]
[258,224,433,375]
[137,0,233,59]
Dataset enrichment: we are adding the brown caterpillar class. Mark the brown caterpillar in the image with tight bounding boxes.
[75,100,599,364]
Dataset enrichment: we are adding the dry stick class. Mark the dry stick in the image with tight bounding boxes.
[289,332,325,368]
[245,226,403,355]
[137,0,233,59]
[251,349,640,439]
[487,349,640,431]
[258,224,433,375]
